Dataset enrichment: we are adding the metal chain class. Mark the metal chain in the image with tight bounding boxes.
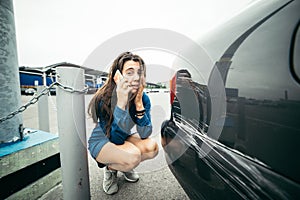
[0,82,88,124]
[55,82,89,94]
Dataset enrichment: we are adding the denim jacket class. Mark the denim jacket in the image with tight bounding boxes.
[88,92,152,159]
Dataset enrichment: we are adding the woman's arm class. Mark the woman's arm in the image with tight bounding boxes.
[110,106,135,144]
[134,93,152,139]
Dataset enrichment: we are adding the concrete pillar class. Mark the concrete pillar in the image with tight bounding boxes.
[0,0,23,143]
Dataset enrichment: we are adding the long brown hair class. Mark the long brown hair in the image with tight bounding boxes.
[88,52,146,137]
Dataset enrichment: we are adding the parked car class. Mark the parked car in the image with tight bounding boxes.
[24,88,36,95]
[161,0,300,199]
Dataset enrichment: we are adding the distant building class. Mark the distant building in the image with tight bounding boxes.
[225,88,239,98]
[19,62,108,94]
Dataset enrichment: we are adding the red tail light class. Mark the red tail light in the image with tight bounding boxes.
[170,74,176,104]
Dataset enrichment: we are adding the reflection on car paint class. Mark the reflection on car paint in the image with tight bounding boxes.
[161,0,300,199]
[163,112,300,199]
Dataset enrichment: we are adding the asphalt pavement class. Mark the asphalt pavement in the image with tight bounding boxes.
[21,92,189,200]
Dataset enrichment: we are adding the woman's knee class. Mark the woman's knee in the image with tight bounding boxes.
[146,139,159,153]
[142,139,159,159]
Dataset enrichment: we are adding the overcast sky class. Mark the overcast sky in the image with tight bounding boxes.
[13,0,252,66]
[13,0,254,82]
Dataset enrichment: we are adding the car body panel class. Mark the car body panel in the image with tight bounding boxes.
[161,0,300,199]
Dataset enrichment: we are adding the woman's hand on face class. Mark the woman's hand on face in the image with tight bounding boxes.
[116,77,131,110]
[134,76,145,110]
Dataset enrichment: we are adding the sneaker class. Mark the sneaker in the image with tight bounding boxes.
[123,169,139,183]
[103,166,118,195]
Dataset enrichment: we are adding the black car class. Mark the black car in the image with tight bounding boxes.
[161,0,300,199]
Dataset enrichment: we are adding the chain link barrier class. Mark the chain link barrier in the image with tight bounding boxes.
[0,82,88,124]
